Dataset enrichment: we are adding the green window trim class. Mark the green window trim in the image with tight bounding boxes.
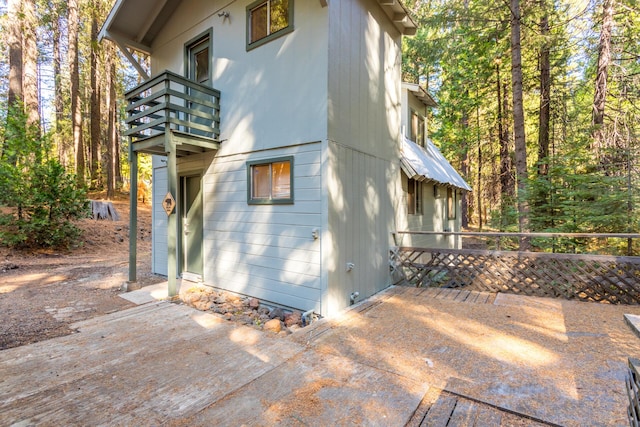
[247,156,294,205]
[184,29,213,83]
[246,0,294,51]
[408,178,423,215]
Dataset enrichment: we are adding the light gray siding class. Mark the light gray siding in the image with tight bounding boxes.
[152,156,168,276]
[322,0,403,315]
[324,142,399,316]
[327,0,402,160]
[203,142,323,311]
[150,0,329,157]
[396,174,459,249]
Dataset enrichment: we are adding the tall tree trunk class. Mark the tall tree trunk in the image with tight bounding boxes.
[106,45,117,199]
[4,0,23,162]
[90,12,101,189]
[52,9,66,166]
[460,93,470,228]
[475,86,483,231]
[22,0,40,137]
[461,148,469,228]
[69,0,85,186]
[7,0,22,110]
[592,0,613,161]
[537,0,550,176]
[510,0,530,247]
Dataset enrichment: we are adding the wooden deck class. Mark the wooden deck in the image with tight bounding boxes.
[407,389,553,427]
[404,286,497,304]
[2,283,638,425]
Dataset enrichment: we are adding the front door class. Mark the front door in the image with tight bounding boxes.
[180,175,203,279]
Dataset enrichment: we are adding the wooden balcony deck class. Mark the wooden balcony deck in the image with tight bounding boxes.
[124,70,221,157]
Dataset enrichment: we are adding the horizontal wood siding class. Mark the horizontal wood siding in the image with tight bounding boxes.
[325,142,398,316]
[203,143,323,311]
[152,157,169,276]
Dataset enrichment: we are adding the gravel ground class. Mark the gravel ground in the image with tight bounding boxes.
[0,198,164,350]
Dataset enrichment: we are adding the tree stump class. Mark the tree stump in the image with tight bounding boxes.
[90,200,120,221]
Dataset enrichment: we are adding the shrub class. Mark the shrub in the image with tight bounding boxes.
[0,103,89,249]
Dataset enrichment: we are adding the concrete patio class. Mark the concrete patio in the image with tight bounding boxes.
[2,285,640,426]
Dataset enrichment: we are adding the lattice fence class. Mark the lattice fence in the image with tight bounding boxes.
[391,247,640,304]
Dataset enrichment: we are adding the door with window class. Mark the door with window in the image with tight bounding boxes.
[186,33,212,138]
[180,175,203,280]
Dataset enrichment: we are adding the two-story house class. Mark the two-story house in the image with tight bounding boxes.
[100,0,466,317]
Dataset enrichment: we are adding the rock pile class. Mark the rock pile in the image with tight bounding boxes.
[180,286,306,335]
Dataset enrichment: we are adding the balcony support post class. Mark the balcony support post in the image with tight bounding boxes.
[127,145,139,288]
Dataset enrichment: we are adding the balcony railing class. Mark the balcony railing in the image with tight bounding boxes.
[124,70,221,155]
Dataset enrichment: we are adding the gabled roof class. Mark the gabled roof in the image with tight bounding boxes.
[402,82,437,107]
[98,0,181,54]
[400,136,472,192]
[99,0,417,54]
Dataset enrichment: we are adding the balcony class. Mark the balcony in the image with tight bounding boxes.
[124,70,221,157]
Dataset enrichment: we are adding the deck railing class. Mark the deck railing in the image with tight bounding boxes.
[391,231,640,304]
[124,70,221,142]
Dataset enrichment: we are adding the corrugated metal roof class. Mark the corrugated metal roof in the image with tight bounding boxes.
[400,136,472,191]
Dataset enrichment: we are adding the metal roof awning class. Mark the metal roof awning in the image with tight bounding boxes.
[400,136,472,192]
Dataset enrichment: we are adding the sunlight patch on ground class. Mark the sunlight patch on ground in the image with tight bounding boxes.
[190,311,224,330]
[0,285,19,294]
[419,307,559,367]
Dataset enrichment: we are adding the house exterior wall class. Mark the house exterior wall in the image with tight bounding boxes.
[152,156,168,276]
[147,0,409,316]
[147,0,329,312]
[150,0,329,156]
[326,0,402,159]
[401,89,427,141]
[203,142,323,312]
[395,174,459,249]
[323,0,403,316]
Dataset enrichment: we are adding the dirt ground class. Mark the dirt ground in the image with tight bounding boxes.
[0,194,164,350]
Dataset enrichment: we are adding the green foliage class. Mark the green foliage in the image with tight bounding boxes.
[0,103,89,248]
[403,0,640,235]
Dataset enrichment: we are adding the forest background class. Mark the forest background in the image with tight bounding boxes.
[0,0,638,248]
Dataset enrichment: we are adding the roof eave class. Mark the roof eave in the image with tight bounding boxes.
[377,0,417,36]
[402,82,437,107]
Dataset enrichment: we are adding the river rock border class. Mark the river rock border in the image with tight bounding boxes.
[180,286,307,335]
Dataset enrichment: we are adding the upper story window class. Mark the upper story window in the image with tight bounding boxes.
[410,109,425,147]
[247,0,293,50]
[247,157,294,204]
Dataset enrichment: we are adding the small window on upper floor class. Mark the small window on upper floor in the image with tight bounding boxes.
[247,0,293,50]
[410,109,425,147]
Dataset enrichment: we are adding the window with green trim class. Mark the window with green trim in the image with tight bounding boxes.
[408,178,423,215]
[247,157,293,204]
[247,0,293,49]
[447,187,457,219]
